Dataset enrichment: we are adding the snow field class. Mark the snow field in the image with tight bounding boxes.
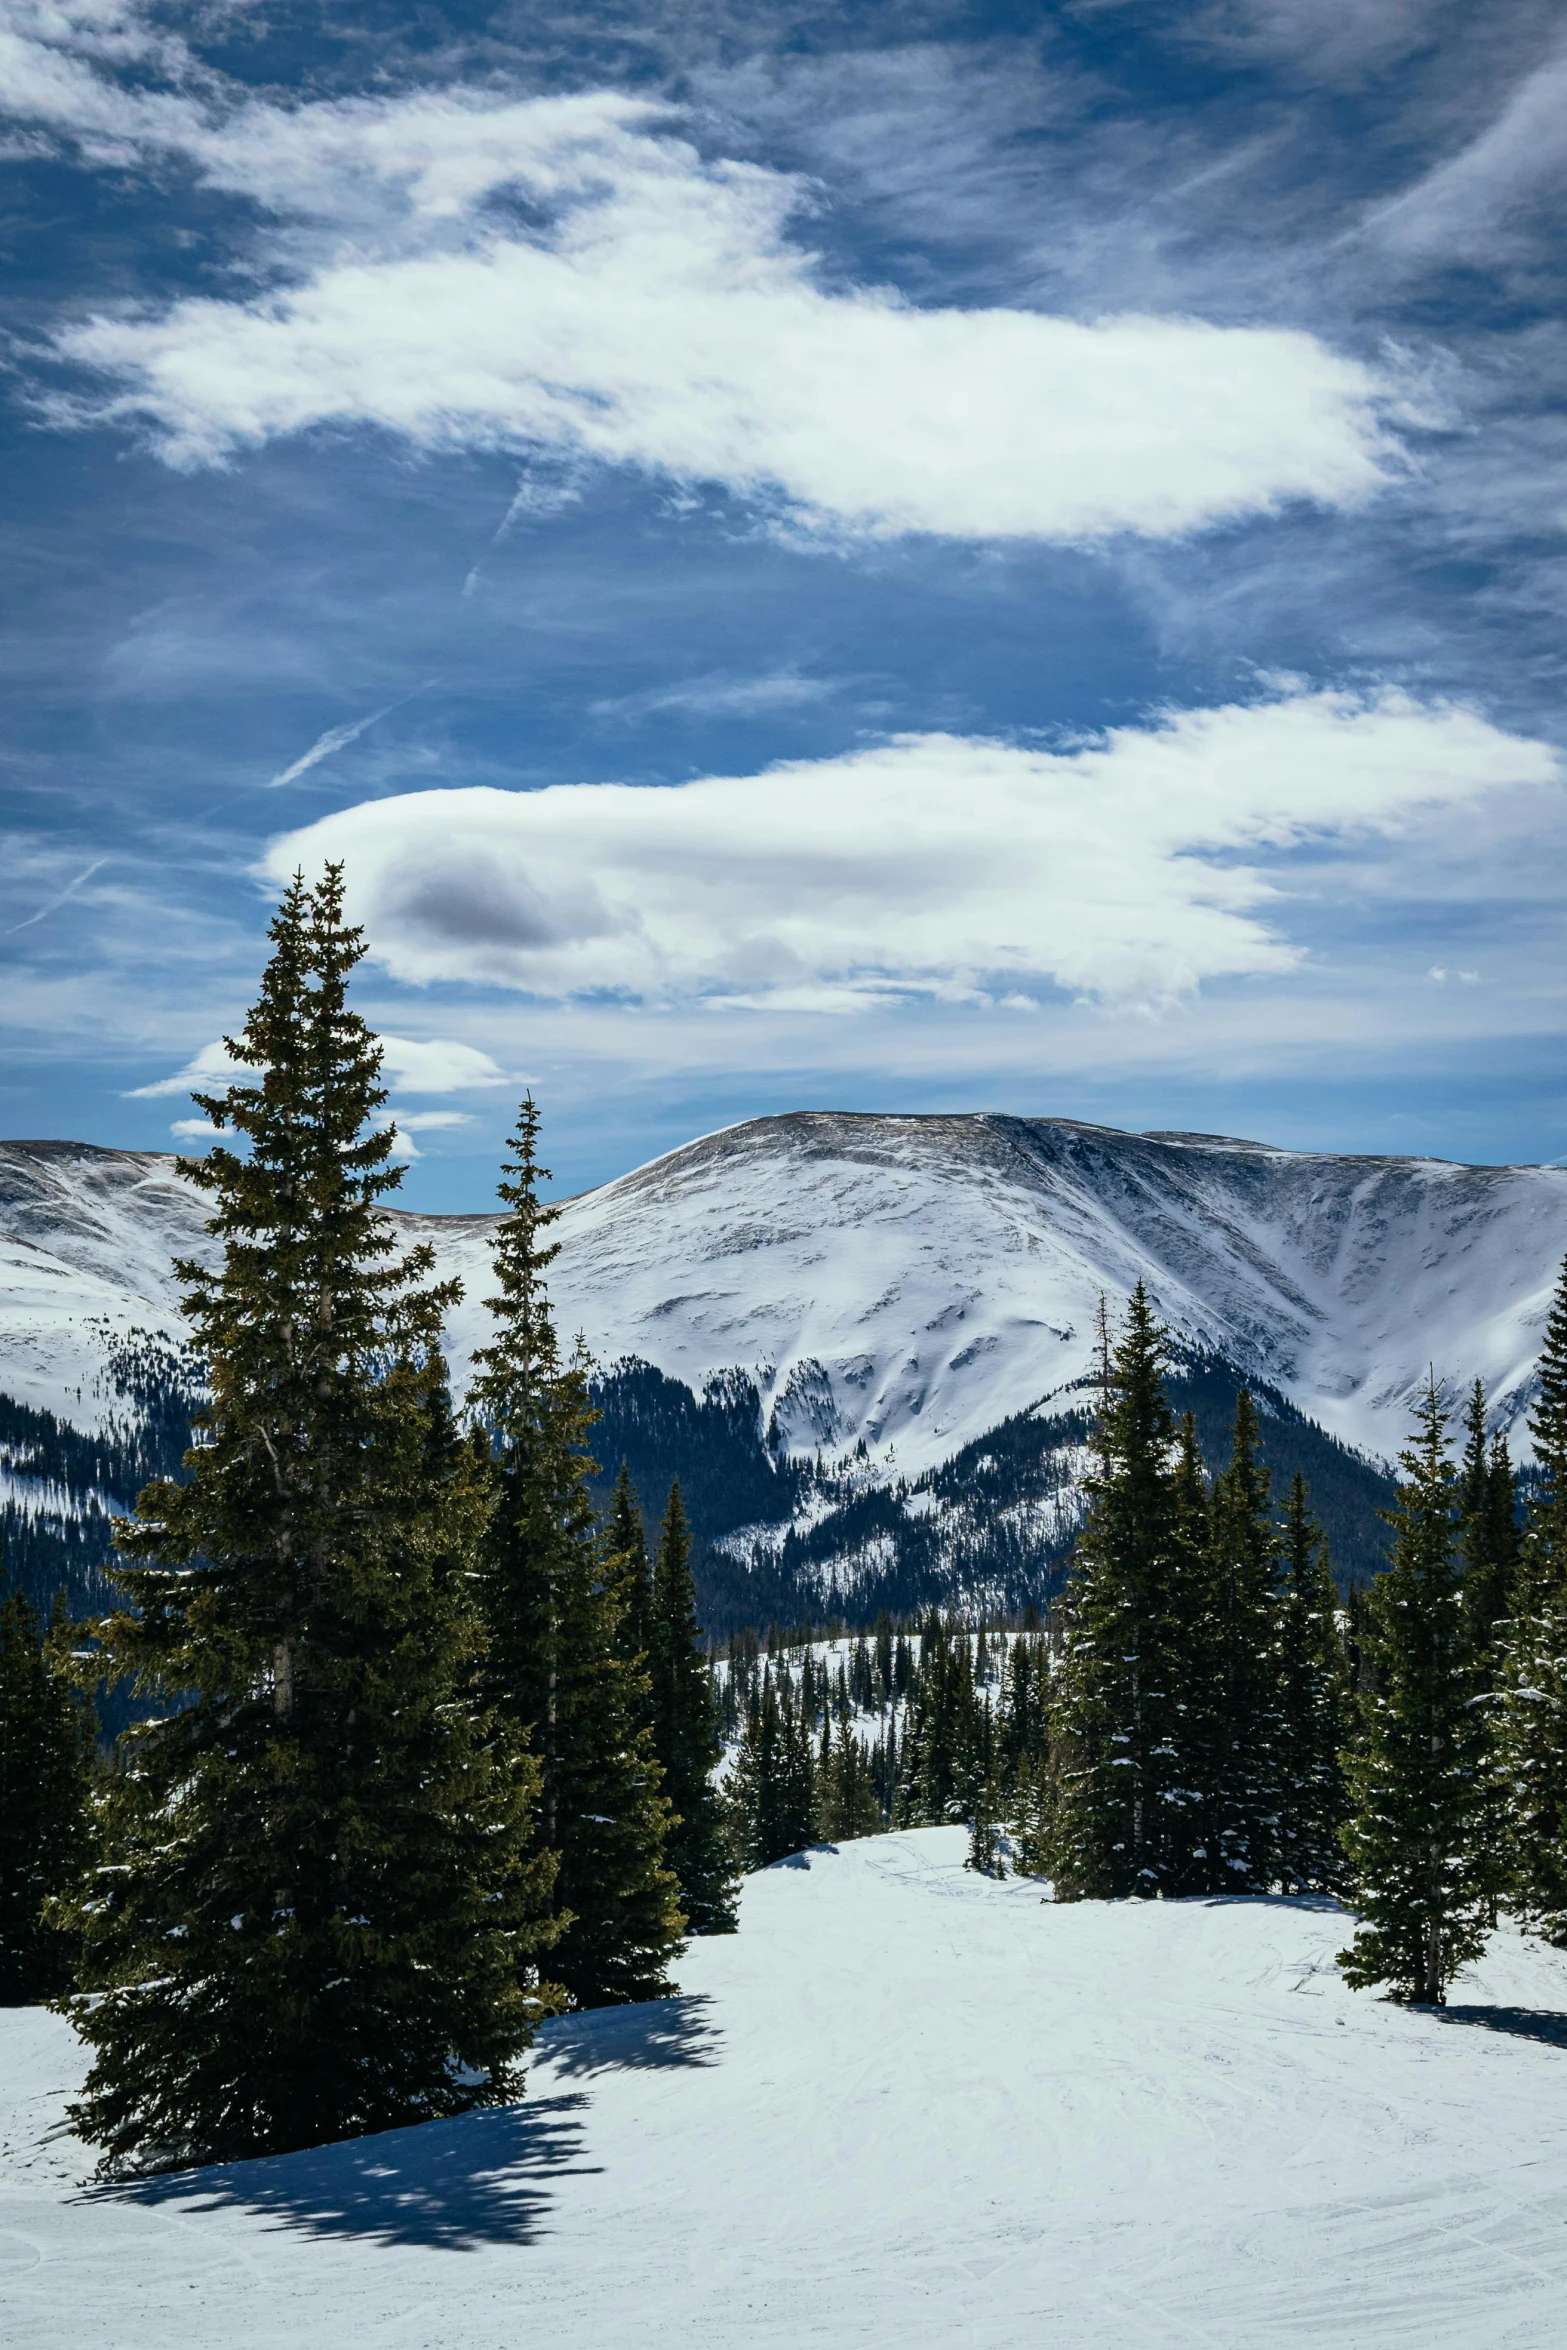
[5,1826,1567,2347]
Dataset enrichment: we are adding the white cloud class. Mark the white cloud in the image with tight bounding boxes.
[267,701,403,789]
[129,1032,508,1097]
[263,690,1558,1017]
[3,16,1399,541]
[1362,40,1567,262]
[590,670,834,721]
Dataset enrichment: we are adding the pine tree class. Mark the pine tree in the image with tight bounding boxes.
[727,1677,816,1868]
[1339,1378,1498,2005]
[60,872,555,2170]
[606,1462,653,1669]
[1044,1286,1189,1899]
[1274,1476,1350,1895]
[1165,1411,1216,1894]
[1496,1256,1567,1940]
[1457,1382,1520,1676]
[473,1101,683,2008]
[0,1583,93,2003]
[1204,1391,1284,1891]
[816,1718,881,1843]
[650,1481,738,1935]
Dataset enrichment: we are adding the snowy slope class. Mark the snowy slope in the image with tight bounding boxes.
[3,1116,1566,1472]
[6,1829,1567,2348]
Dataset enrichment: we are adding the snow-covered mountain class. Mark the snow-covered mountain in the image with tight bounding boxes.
[5,1114,1561,1468]
[2,1114,1563,1620]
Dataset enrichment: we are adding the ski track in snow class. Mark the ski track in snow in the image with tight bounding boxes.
[4,1116,1567,1481]
[5,1828,1567,2347]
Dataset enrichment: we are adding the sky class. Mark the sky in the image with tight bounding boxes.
[3,0,1567,1207]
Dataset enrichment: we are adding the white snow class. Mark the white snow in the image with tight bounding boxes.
[5,1115,1567,1476]
[5,1828,1567,2346]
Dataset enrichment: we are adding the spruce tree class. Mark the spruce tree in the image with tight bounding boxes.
[1274,1476,1350,1895]
[1339,1379,1498,2005]
[1497,1257,1567,1940]
[1204,1391,1284,1891]
[1045,1286,1189,1898]
[606,1462,653,1669]
[650,1481,738,1935]
[0,1584,94,2003]
[473,1101,683,2007]
[728,1676,816,1868]
[61,871,555,2170]
[817,1717,881,1843]
[1457,1382,1520,1676]
[1166,1410,1216,1894]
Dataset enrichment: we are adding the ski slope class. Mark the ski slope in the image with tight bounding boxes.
[5,1827,1567,2348]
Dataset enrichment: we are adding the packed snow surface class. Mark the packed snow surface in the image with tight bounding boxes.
[6,1828,1567,2347]
[3,1114,1567,1469]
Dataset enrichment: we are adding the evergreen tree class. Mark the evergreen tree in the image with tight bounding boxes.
[650,1481,738,1935]
[1204,1391,1284,1891]
[1457,1382,1520,1675]
[606,1462,653,1669]
[0,1583,93,2002]
[728,1677,816,1868]
[1497,1257,1567,1940]
[1339,1379,1498,2004]
[1274,1476,1350,1895]
[473,1101,683,2008]
[816,1717,881,1843]
[1166,1411,1216,1894]
[1044,1286,1189,1899]
[61,871,556,2170]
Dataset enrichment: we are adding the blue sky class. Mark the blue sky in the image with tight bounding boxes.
[3,0,1567,1206]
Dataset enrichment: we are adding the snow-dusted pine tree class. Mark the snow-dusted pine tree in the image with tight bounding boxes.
[1204,1391,1285,1891]
[1339,1378,1498,2005]
[1045,1287,1190,1899]
[62,871,556,2169]
[650,1481,738,1934]
[1273,1475,1350,1895]
[0,1584,93,2002]
[473,1100,683,2008]
[1496,1259,1567,1941]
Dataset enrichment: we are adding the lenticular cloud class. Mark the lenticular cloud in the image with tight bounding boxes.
[24,65,1396,540]
[264,690,1558,1015]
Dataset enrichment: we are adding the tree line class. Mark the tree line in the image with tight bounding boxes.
[720,1274,1567,2014]
[0,870,735,2170]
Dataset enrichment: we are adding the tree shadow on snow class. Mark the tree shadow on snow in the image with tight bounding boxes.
[93,2092,596,2250]
[535,1991,720,2078]
[1435,2005,1567,2052]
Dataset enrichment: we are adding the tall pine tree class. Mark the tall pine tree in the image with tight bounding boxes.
[1204,1391,1284,1892]
[606,1462,654,1670]
[472,1100,683,2008]
[1339,1378,1497,2004]
[1274,1476,1350,1895]
[61,871,555,2169]
[1457,1381,1520,1678]
[649,1481,738,1935]
[1497,1258,1567,1941]
[1045,1287,1189,1898]
[0,1583,94,2002]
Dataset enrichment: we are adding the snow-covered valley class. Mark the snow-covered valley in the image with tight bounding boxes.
[5,1826,1567,2348]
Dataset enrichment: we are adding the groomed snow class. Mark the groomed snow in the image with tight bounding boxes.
[5,1827,1567,2347]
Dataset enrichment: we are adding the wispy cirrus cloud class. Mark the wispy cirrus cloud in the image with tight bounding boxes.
[5,13,1399,543]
